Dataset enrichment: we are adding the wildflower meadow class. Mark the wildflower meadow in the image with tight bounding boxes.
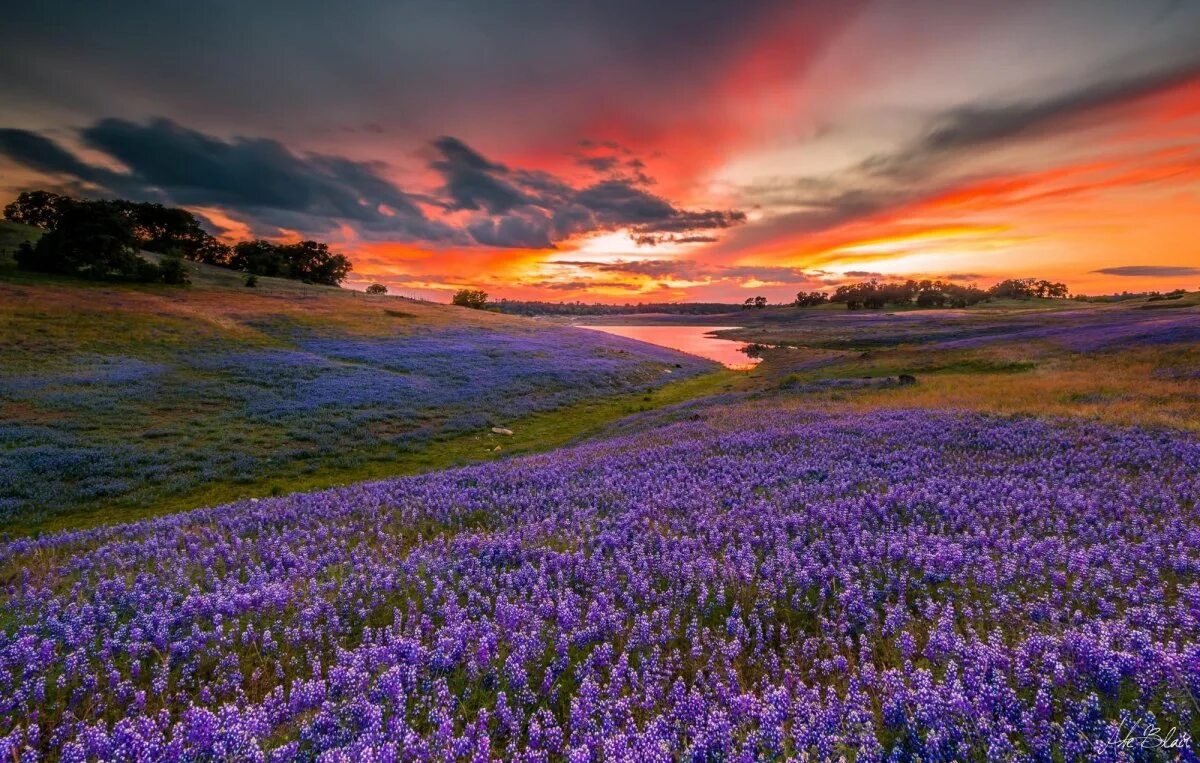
[2,408,1197,760]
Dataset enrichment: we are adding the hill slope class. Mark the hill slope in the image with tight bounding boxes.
[0,236,724,531]
[4,404,1198,759]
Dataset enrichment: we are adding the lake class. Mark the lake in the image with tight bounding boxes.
[578,325,762,369]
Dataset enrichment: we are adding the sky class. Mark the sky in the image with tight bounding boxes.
[1,0,1199,302]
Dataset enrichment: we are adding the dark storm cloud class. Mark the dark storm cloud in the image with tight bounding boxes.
[570,181,675,226]
[551,204,600,240]
[430,136,539,214]
[466,209,554,249]
[0,129,117,186]
[643,209,748,233]
[571,181,744,234]
[81,118,455,239]
[0,119,744,248]
[425,137,745,248]
[1092,265,1200,276]
[0,118,461,241]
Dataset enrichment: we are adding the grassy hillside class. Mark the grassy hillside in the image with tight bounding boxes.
[716,294,1200,431]
[0,219,39,267]
[0,227,730,533]
[4,215,1197,532]
[551,287,1200,431]
[5,386,1199,760]
[719,293,1200,348]
[2,219,1199,758]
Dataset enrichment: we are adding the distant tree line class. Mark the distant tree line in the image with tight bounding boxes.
[818,277,1069,310]
[830,279,989,310]
[492,299,744,316]
[988,278,1069,300]
[4,190,352,286]
[447,277,1075,316]
[1071,288,1190,303]
[794,290,830,307]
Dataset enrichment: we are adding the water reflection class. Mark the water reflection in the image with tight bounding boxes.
[578,325,763,370]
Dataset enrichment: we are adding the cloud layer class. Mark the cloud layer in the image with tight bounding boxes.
[429,137,744,248]
[2,0,1199,298]
[1093,266,1200,277]
[553,259,822,287]
[0,119,745,250]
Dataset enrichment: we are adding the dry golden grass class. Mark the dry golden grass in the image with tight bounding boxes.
[0,263,528,345]
[764,343,1200,431]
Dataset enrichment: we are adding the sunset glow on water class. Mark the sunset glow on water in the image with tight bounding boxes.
[579,325,762,369]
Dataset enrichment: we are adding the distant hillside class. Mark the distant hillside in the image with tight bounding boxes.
[0,233,722,531]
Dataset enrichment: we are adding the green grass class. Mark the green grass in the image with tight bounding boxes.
[1140,298,1199,310]
[1,238,737,534]
[14,369,738,536]
[0,220,40,267]
[5,215,1197,535]
[803,349,1039,381]
[706,289,1200,432]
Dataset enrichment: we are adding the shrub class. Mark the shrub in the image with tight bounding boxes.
[135,259,163,282]
[245,274,258,288]
[451,288,489,309]
[13,242,36,269]
[365,283,388,295]
[158,256,190,285]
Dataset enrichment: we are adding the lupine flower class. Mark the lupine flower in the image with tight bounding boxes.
[1,409,1198,759]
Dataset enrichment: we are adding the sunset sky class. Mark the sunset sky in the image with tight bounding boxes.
[2,0,1199,301]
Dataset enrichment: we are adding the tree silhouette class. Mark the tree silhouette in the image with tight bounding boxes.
[4,190,69,229]
[452,289,489,309]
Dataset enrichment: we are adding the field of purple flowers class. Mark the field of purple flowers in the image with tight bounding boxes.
[0,322,712,525]
[2,407,1197,760]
